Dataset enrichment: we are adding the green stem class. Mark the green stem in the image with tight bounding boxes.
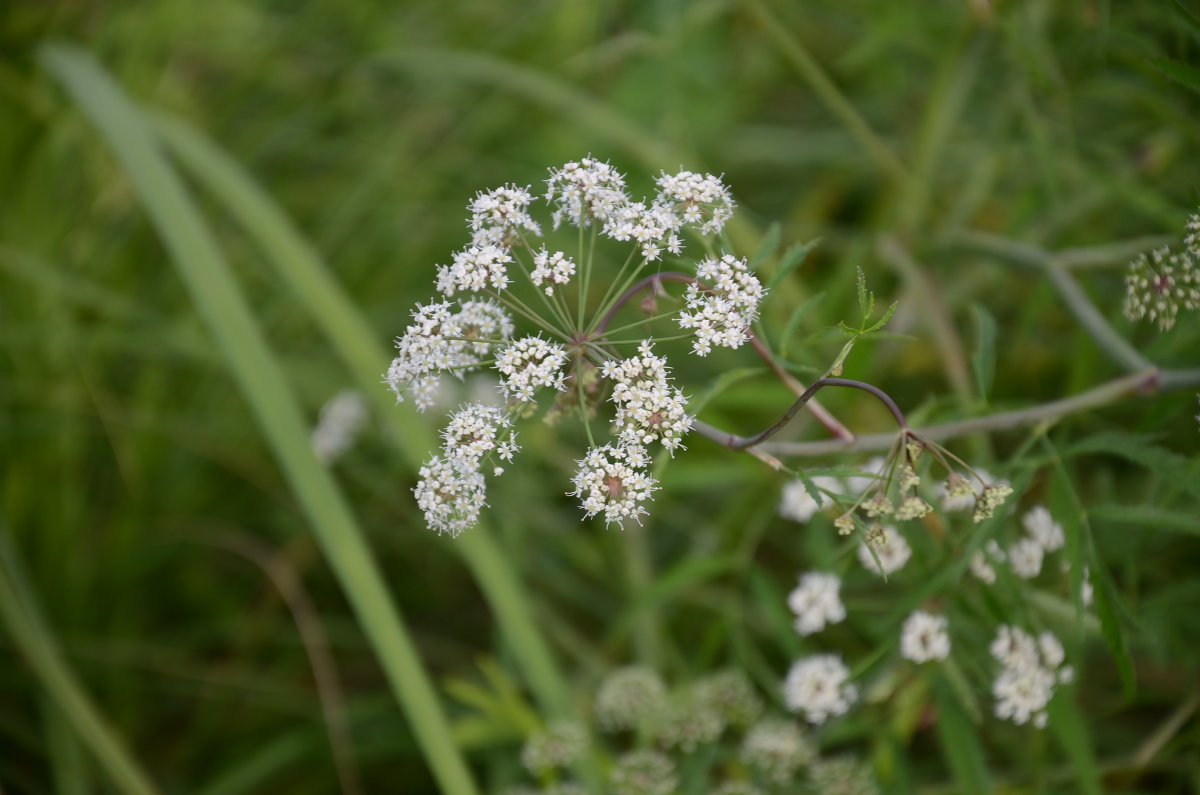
[598,310,681,338]
[589,246,641,331]
[488,290,572,342]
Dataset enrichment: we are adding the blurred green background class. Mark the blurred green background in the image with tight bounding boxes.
[2,1,1199,793]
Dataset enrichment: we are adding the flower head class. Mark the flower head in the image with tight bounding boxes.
[595,666,667,732]
[654,169,735,236]
[973,483,1014,523]
[608,750,676,795]
[520,721,587,776]
[413,454,486,537]
[990,625,1072,728]
[545,156,628,228]
[530,248,576,294]
[1007,536,1045,579]
[436,244,512,295]
[677,255,764,355]
[495,336,569,402]
[1022,505,1065,552]
[569,444,657,527]
[900,610,951,663]
[787,572,846,636]
[602,342,691,453]
[969,539,1006,584]
[1124,246,1199,331]
[740,718,814,783]
[468,183,540,243]
[783,654,858,724]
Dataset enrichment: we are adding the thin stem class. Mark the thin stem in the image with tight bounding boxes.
[589,246,640,330]
[514,242,576,333]
[759,368,1166,457]
[486,290,572,342]
[599,309,681,337]
[575,360,595,446]
[604,333,695,345]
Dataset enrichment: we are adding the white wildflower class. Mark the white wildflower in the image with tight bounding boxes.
[654,169,735,236]
[602,341,691,453]
[856,526,912,576]
[467,183,540,243]
[530,248,576,294]
[1008,536,1045,579]
[783,654,858,725]
[1124,246,1200,331]
[740,718,814,783]
[787,572,846,636]
[569,443,657,527]
[311,390,367,464]
[545,156,628,228]
[1022,505,1065,552]
[495,336,569,402]
[440,403,516,467]
[899,611,951,663]
[602,200,681,262]
[520,721,587,776]
[435,244,512,295]
[990,625,1041,671]
[677,254,765,356]
[595,667,667,732]
[413,454,486,537]
[896,495,933,521]
[969,539,1005,584]
[778,476,841,523]
[990,625,1071,728]
[973,482,1015,523]
[609,750,676,795]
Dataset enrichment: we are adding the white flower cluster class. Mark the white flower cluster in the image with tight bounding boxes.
[529,248,576,294]
[414,403,519,536]
[495,336,569,402]
[602,200,683,261]
[602,342,691,453]
[654,169,736,236]
[435,244,512,295]
[677,255,765,355]
[969,539,1006,585]
[970,504,1067,583]
[544,156,628,228]
[740,718,814,784]
[856,525,912,577]
[568,443,657,527]
[782,654,858,725]
[1022,505,1065,552]
[468,183,540,244]
[1124,246,1199,331]
[386,299,514,411]
[520,720,587,777]
[608,750,677,795]
[787,572,846,636]
[990,625,1073,728]
[311,390,367,464]
[936,467,1002,512]
[899,610,951,663]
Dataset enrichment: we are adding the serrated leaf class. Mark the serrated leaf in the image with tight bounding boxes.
[970,304,997,400]
[1149,57,1200,94]
[856,266,870,318]
[766,238,822,289]
[933,678,992,795]
[749,222,781,270]
[862,300,899,334]
[1047,691,1103,795]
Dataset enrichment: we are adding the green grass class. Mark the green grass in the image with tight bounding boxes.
[2,1,1199,793]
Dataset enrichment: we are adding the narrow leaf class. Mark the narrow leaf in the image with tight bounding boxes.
[1149,57,1200,94]
[1047,691,1103,795]
[750,221,781,270]
[970,303,997,400]
[933,677,992,795]
[766,237,821,289]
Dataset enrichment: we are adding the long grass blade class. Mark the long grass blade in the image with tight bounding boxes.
[39,42,479,795]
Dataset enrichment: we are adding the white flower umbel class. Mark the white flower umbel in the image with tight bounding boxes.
[544,156,628,228]
[677,254,764,356]
[495,336,569,402]
[440,403,517,467]
[311,390,367,464]
[468,183,541,244]
[602,341,691,453]
[602,200,682,261]
[787,572,846,636]
[595,666,667,732]
[1022,505,1065,552]
[386,299,514,411]
[900,611,951,663]
[436,244,512,295]
[1008,536,1045,579]
[990,625,1073,728]
[778,476,841,523]
[783,654,858,725]
[740,718,815,784]
[969,539,1006,584]
[569,443,657,527]
[857,525,912,577]
[608,750,677,795]
[413,455,487,537]
[1124,246,1200,331]
[654,169,735,236]
[529,249,576,295]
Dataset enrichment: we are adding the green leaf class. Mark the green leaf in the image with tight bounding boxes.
[750,221,781,270]
[1047,691,1103,795]
[778,291,826,358]
[861,299,899,334]
[1090,550,1136,697]
[1089,504,1200,535]
[766,237,822,289]
[1149,57,1200,95]
[933,677,992,795]
[1066,432,1200,499]
[1170,0,1200,40]
[855,265,873,319]
[970,304,997,400]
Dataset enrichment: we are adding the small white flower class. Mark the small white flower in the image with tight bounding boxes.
[787,572,846,636]
[602,341,691,454]
[439,403,516,467]
[1124,246,1200,331]
[778,476,841,523]
[677,254,765,356]
[992,663,1056,726]
[990,625,1041,671]
[740,718,814,784]
[569,443,658,527]
[529,248,576,294]
[436,244,512,295]
[467,183,541,242]
[545,156,629,228]
[311,390,367,464]
[654,169,735,236]
[602,201,681,262]
[1022,505,1065,552]
[857,526,912,576]
[495,336,569,402]
[899,611,951,663]
[413,454,486,537]
[1008,536,1045,579]
[782,654,858,725]
[969,539,1005,584]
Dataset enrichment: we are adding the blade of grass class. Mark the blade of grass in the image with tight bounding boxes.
[150,109,575,722]
[40,42,478,795]
[0,532,159,795]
